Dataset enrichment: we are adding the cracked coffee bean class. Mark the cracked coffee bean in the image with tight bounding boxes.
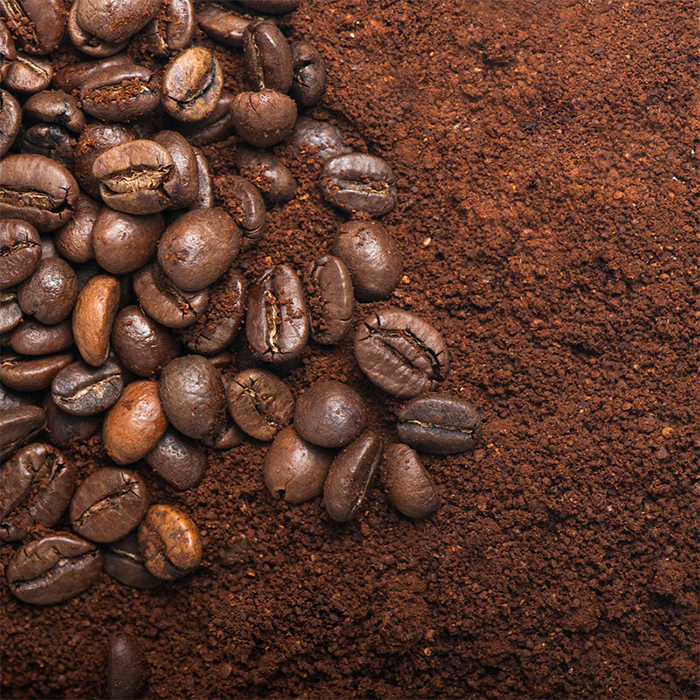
[54,194,100,264]
[180,90,235,146]
[202,417,244,450]
[0,219,41,289]
[230,88,297,148]
[72,274,121,366]
[0,90,21,157]
[51,359,123,416]
[17,257,78,324]
[20,123,77,170]
[153,130,199,208]
[234,146,297,202]
[244,21,293,92]
[53,54,132,92]
[0,0,66,55]
[67,2,128,58]
[0,352,74,392]
[288,117,349,162]
[290,41,326,107]
[109,632,147,700]
[43,393,102,448]
[103,532,162,590]
[75,0,162,44]
[223,175,266,250]
[23,90,85,133]
[144,0,196,57]
[10,319,73,356]
[3,53,53,93]
[146,427,207,491]
[382,443,440,519]
[306,254,354,345]
[0,404,46,460]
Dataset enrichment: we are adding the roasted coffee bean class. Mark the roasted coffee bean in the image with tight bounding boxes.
[244,21,293,92]
[0,90,21,157]
[158,208,240,291]
[180,267,246,355]
[332,220,403,301]
[80,65,160,123]
[72,274,121,366]
[109,633,147,700]
[0,380,36,410]
[112,306,179,378]
[67,2,128,58]
[197,3,258,48]
[320,153,397,217]
[0,352,73,392]
[288,117,349,162]
[239,0,299,12]
[0,154,78,232]
[0,219,41,289]
[234,146,297,202]
[51,359,122,416]
[9,319,73,356]
[103,532,161,589]
[354,309,449,398]
[189,148,213,210]
[382,443,440,519]
[397,393,482,455]
[227,368,294,441]
[179,90,235,146]
[0,404,46,459]
[132,262,208,329]
[0,443,75,542]
[70,467,148,543]
[153,130,199,208]
[75,0,162,44]
[4,53,53,93]
[0,0,66,55]
[7,532,102,605]
[38,234,58,259]
[202,417,244,449]
[294,381,366,449]
[93,139,175,215]
[146,426,207,490]
[43,393,102,447]
[54,194,100,264]
[137,504,202,580]
[159,355,226,440]
[290,41,326,107]
[23,90,85,133]
[230,89,297,148]
[162,47,223,122]
[208,351,232,370]
[246,264,309,364]
[53,54,132,93]
[103,380,168,464]
[20,123,77,169]
[306,255,354,345]
[145,0,195,57]
[0,291,22,334]
[324,432,382,522]
[217,175,266,249]
[0,18,16,80]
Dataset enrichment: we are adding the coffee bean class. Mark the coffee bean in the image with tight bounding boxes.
[103,532,162,589]
[162,47,223,122]
[72,274,121,366]
[324,432,382,522]
[180,90,236,146]
[246,264,309,364]
[109,632,147,700]
[244,21,293,92]
[189,148,213,210]
[290,41,326,107]
[67,3,128,58]
[382,443,440,519]
[230,89,297,148]
[53,54,132,93]
[51,359,123,416]
[264,426,332,503]
[3,53,53,93]
[43,393,101,447]
[54,194,100,264]
[0,219,41,289]
[70,467,148,543]
[112,305,179,378]
[0,0,66,55]
[202,417,244,450]
[0,352,73,392]
[132,262,208,329]
[197,3,259,48]
[234,146,298,202]
[9,319,73,356]
[146,426,207,490]
[287,117,349,162]
[221,175,266,249]
[294,381,366,449]
[0,18,16,81]
[306,255,354,345]
[239,0,299,13]
[320,153,397,217]
[137,504,202,580]
[0,404,46,460]
[208,352,232,370]
[0,90,21,157]
[23,90,85,133]
[75,0,162,44]
[159,355,226,440]
[0,380,36,410]
[153,130,199,208]
[227,368,294,441]
[158,208,241,291]
[396,393,482,455]
[0,290,22,334]
[0,442,75,542]
[354,309,449,398]
[144,0,195,57]
[6,532,102,605]
[19,123,77,170]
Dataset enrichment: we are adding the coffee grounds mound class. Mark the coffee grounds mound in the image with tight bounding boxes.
[2,1,698,699]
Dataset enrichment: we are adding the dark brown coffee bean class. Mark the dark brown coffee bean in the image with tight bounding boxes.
[19,123,76,170]
[67,2,128,58]
[112,306,179,378]
[54,194,100,264]
[290,41,326,107]
[53,54,132,93]
[234,146,297,202]
[72,274,121,366]
[7,532,102,605]
[3,53,52,93]
[189,148,213,210]
[146,426,207,490]
[246,264,309,364]
[264,426,332,503]
[0,0,66,55]
[43,393,101,448]
[0,380,36,410]
[103,380,168,464]
[397,393,482,455]
[197,3,257,48]
[158,208,240,291]
[23,90,85,133]
[51,359,122,416]
[227,368,293,441]
[219,175,266,249]
[9,319,73,356]
[109,632,147,700]
[0,18,16,81]
[230,89,297,148]
[382,443,439,519]
[179,90,235,146]
[159,355,226,440]
[144,0,195,57]
[288,117,349,163]
[208,351,232,370]
[0,404,46,459]
[294,381,366,449]
[0,443,75,542]
[103,532,162,589]
[0,290,22,334]
[0,352,73,392]
[137,504,201,580]
[331,220,403,302]
[324,432,382,522]
[0,219,41,289]
[239,0,299,13]
[162,47,223,122]
[306,255,354,345]
[321,153,397,217]
[354,309,449,398]
[244,21,292,92]
[201,417,244,450]
[0,90,21,157]
[153,130,198,208]
[75,0,162,44]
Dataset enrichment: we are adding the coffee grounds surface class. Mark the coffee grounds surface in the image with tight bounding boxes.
[3,1,698,698]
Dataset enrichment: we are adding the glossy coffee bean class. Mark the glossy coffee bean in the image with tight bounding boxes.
[0,219,41,289]
[382,443,440,519]
[0,404,46,456]
[179,91,235,146]
[51,359,123,416]
[144,0,195,56]
[222,175,266,249]
[0,290,22,334]
[244,21,293,92]
[75,0,162,44]
[332,220,403,301]
[0,0,66,55]
[146,427,207,491]
[246,264,309,364]
[264,426,332,503]
[239,0,299,12]
[20,123,77,170]
[9,319,73,356]
[158,208,240,291]
[320,153,397,217]
[53,54,132,93]
[43,393,101,447]
[109,633,147,700]
[0,90,21,157]
[0,18,16,80]
[70,467,148,543]
[54,194,100,264]
[354,309,449,398]
[0,443,75,542]
[137,504,202,580]
[324,432,382,522]
[23,90,85,133]
[3,53,53,93]
[230,89,297,148]
[0,380,36,410]
[67,2,128,58]
[227,368,294,441]
[202,417,244,450]
[189,148,213,210]
[103,532,162,589]
[159,355,226,440]
[7,532,102,605]
[197,3,257,48]
[0,352,73,392]
[153,130,199,208]
[72,274,121,366]
[112,306,179,378]
[294,381,366,449]
[288,117,349,162]
[306,255,354,345]
[234,146,297,203]
[397,393,482,455]
[290,42,326,107]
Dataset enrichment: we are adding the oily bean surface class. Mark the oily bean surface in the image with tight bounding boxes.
[234,146,297,202]
[153,130,199,207]
[51,359,123,416]
[244,21,293,92]
[0,0,66,55]
[180,91,235,146]
[67,2,128,58]
[189,148,213,209]
[197,4,256,48]
[222,175,266,249]
[23,90,85,132]
[17,257,78,324]
[103,532,162,590]
[230,89,297,148]
[0,404,46,460]
[43,393,102,447]
[53,55,132,93]
[20,123,77,170]
[4,54,53,93]
[72,274,121,366]
[382,443,440,519]
[10,319,73,356]
[75,0,162,44]
[0,352,73,392]
[145,427,207,491]
[0,218,41,289]
[0,290,22,333]
[109,632,147,700]
[290,41,326,107]
[144,0,196,57]
[288,117,349,162]
[306,255,354,345]
[0,90,21,157]
[54,194,100,264]
[202,417,244,450]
